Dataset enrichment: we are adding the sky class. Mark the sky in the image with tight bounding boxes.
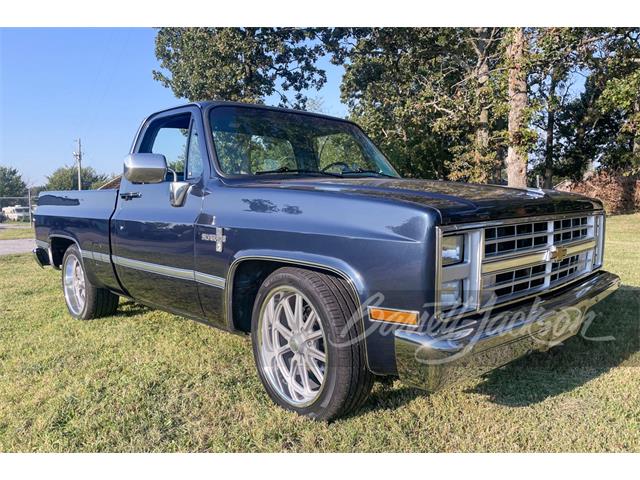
[0,28,347,186]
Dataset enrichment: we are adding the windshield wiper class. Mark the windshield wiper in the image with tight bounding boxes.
[342,168,397,178]
[255,167,342,177]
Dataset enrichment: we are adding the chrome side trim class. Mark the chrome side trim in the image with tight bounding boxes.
[194,271,226,288]
[81,249,111,263]
[108,254,226,289]
[93,252,111,263]
[112,255,195,280]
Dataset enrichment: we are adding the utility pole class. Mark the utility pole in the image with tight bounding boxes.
[73,138,82,191]
[28,187,33,227]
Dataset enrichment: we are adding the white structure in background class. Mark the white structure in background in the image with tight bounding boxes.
[2,205,30,222]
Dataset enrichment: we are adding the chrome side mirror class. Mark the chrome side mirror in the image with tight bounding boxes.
[123,153,167,184]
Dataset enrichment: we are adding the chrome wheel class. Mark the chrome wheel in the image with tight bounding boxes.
[63,254,86,316]
[257,286,328,407]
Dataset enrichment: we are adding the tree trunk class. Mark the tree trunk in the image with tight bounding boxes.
[544,73,558,189]
[473,27,491,180]
[634,100,640,156]
[505,28,528,188]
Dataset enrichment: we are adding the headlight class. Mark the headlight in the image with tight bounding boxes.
[437,228,482,316]
[440,280,463,308]
[442,234,464,266]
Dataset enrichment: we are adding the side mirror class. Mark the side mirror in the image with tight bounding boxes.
[123,153,167,184]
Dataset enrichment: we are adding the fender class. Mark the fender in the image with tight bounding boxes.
[225,249,372,370]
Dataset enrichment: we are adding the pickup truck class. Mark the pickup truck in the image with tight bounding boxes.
[34,101,621,420]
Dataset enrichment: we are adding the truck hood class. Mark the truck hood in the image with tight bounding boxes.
[235,177,602,224]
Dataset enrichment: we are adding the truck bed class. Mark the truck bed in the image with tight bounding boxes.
[35,189,122,293]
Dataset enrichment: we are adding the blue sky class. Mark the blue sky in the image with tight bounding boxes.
[0,28,347,186]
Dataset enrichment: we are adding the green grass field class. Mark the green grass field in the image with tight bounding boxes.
[0,225,33,240]
[0,214,638,452]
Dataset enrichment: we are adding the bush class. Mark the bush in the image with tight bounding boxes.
[556,171,640,214]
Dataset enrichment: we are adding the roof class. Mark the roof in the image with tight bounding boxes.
[155,100,349,123]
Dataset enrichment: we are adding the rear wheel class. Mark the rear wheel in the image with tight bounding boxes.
[62,245,119,320]
[251,267,373,421]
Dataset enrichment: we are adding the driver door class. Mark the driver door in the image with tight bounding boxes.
[111,107,207,318]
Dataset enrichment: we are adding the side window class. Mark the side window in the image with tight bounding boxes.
[139,113,191,180]
[186,123,204,180]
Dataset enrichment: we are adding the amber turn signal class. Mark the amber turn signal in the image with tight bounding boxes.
[368,307,419,325]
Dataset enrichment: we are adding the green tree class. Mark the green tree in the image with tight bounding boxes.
[596,29,640,173]
[323,28,508,182]
[152,27,640,186]
[549,29,640,180]
[45,166,109,191]
[154,28,327,109]
[0,166,27,197]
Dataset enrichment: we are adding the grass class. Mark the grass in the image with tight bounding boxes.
[0,214,638,452]
[0,225,34,240]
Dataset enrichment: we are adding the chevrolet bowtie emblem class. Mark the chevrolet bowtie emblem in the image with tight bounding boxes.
[546,245,568,262]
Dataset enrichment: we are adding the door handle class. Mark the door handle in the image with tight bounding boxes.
[120,192,142,201]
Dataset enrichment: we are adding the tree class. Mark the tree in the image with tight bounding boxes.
[45,166,109,191]
[505,28,530,188]
[152,27,640,186]
[154,28,327,109]
[596,29,640,173]
[548,29,640,180]
[0,166,27,197]
[323,28,507,182]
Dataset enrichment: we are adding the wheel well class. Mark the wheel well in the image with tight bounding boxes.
[49,236,77,267]
[229,259,356,333]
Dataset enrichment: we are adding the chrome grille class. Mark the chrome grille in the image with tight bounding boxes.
[484,220,549,257]
[481,214,598,307]
[550,252,588,284]
[553,216,590,244]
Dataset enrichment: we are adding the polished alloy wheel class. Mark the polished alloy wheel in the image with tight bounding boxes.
[63,254,86,316]
[257,287,328,407]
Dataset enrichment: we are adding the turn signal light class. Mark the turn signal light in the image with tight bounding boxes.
[368,307,419,325]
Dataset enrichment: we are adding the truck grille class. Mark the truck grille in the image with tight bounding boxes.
[481,214,599,307]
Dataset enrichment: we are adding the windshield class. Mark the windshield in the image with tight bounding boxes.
[209,106,399,178]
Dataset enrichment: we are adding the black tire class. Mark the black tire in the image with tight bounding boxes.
[61,245,119,320]
[251,267,373,421]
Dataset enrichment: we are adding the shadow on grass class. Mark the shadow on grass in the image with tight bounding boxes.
[115,300,152,318]
[354,286,639,415]
[469,286,640,407]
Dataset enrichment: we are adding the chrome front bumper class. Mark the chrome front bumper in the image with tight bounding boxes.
[394,271,621,392]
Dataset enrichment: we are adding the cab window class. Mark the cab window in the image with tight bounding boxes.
[139,113,191,181]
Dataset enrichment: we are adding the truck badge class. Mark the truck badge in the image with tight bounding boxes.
[201,228,226,253]
[545,245,568,262]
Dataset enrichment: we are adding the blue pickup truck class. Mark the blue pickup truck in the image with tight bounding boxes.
[33,101,620,420]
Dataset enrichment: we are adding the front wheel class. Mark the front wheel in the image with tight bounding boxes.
[62,245,119,320]
[251,267,373,421]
